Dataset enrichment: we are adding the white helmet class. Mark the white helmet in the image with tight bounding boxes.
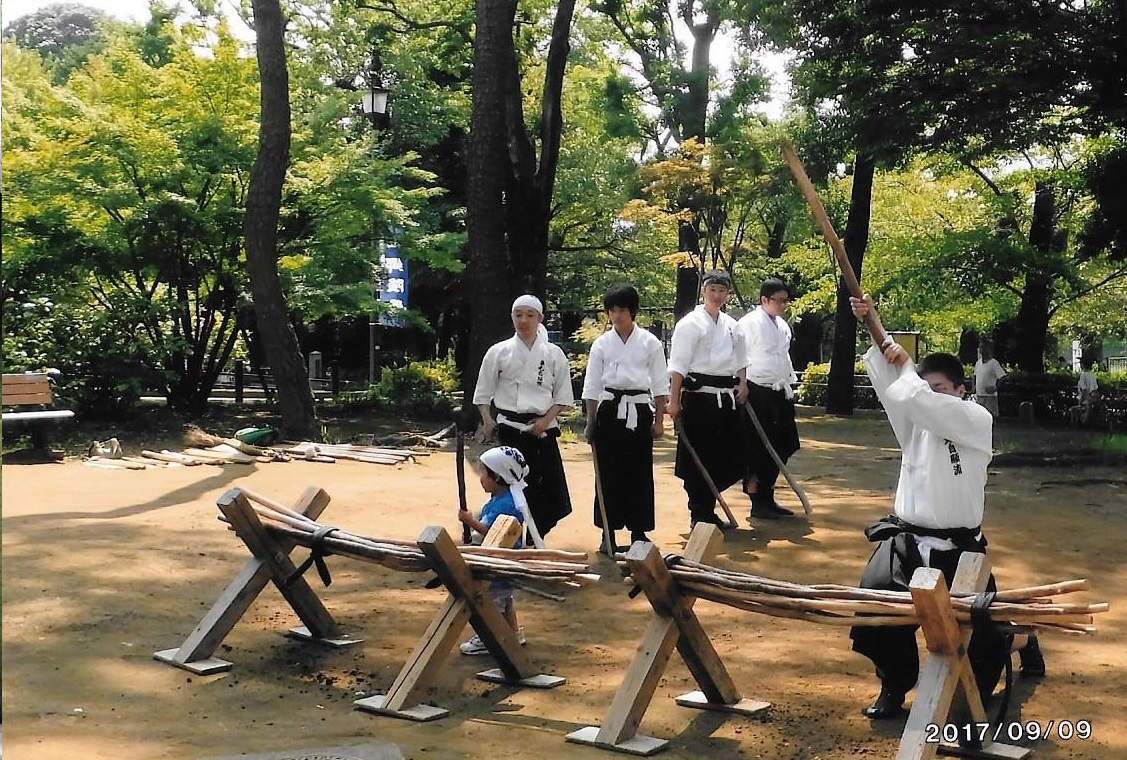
[479,446,530,485]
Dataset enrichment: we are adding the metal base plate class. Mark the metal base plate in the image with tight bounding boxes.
[153,649,233,675]
[353,695,449,722]
[674,689,771,715]
[938,741,1031,759]
[285,626,364,647]
[475,669,565,688]
[564,726,668,756]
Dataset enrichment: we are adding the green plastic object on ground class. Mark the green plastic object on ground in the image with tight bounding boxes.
[234,426,280,446]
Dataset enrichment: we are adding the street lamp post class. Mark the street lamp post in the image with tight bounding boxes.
[360,70,391,387]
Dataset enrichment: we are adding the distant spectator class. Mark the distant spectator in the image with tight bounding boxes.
[973,342,1005,419]
[1077,362,1099,425]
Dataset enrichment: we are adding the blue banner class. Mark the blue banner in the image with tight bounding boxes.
[378,243,408,326]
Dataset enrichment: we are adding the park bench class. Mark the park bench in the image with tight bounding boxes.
[2,372,75,452]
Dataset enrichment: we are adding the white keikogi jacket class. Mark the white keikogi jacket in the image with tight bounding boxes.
[473,325,575,429]
[739,306,798,396]
[864,345,994,558]
[581,326,670,429]
[668,306,748,380]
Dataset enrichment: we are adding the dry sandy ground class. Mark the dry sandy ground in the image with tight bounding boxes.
[2,412,1125,760]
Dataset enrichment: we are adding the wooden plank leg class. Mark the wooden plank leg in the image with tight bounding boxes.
[567,523,765,755]
[357,517,557,721]
[897,553,1029,760]
[217,489,354,645]
[153,487,357,673]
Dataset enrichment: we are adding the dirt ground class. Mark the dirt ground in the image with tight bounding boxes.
[2,411,1125,760]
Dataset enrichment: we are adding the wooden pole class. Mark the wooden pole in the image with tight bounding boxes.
[673,418,738,529]
[780,140,888,347]
[590,443,617,556]
[741,401,812,517]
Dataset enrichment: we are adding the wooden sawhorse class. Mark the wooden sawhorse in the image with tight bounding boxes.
[566,523,769,755]
[355,515,564,721]
[154,487,362,675]
[900,552,1029,760]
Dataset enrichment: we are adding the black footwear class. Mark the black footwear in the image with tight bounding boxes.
[767,502,794,517]
[862,686,907,719]
[690,513,723,530]
[629,531,650,544]
[749,495,780,519]
[1019,635,1046,678]
[598,534,619,555]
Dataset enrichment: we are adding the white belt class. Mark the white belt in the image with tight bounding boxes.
[496,412,552,437]
[600,392,651,430]
[686,384,736,407]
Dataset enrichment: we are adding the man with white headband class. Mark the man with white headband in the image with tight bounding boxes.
[667,270,749,528]
[473,294,574,537]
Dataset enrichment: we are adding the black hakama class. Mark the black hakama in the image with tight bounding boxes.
[495,412,573,536]
[674,376,746,523]
[743,382,800,495]
[592,394,655,533]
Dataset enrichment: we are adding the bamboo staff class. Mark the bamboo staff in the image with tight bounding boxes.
[590,442,616,556]
[455,420,472,544]
[781,140,888,347]
[673,417,739,528]
[741,401,813,517]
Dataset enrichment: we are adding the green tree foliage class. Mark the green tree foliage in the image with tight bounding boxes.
[2,14,452,414]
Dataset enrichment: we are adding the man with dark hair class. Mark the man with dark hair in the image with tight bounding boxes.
[738,277,801,519]
[846,294,1040,720]
[582,284,670,550]
[667,270,749,528]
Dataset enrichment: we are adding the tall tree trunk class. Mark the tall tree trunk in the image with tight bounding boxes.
[464,0,519,419]
[1012,180,1058,371]
[671,21,717,321]
[825,154,875,415]
[244,0,317,439]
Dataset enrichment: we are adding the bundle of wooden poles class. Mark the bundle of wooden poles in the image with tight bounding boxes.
[622,557,1107,634]
[224,489,598,587]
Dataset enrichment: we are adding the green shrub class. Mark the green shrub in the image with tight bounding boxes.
[796,360,880,409]
[367,358,459,417]
[3,297,165,419]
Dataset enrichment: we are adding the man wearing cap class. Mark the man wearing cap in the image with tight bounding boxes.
[667,270,749,528]
[473,295,574,537]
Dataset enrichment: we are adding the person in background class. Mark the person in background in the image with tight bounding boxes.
[582,284,670,552]
[972,341,1005,419]
[1077,361,1099,425]
[738,277,801,520]
[666,270,749,529]
[474,295,574,539]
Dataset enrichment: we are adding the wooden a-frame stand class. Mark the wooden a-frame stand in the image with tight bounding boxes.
[154,487,362,675]
[355,515,564,721]
[566,523,770,755]
[899,552,1029,760]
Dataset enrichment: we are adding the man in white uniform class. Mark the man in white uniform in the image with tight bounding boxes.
[738,277,800,519]
[474,295,574,537]
[667,270,749,528]
[583,284,670,551]
[972,341,1005,418]
[847,294,1026,720]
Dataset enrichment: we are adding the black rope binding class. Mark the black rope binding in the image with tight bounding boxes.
[284,525,340,588]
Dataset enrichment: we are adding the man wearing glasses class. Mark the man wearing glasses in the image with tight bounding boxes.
[738,278,801,519]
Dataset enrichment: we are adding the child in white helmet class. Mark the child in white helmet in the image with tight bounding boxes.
[456,446,530,655]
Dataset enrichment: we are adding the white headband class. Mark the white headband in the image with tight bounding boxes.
[511,294,543,314]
